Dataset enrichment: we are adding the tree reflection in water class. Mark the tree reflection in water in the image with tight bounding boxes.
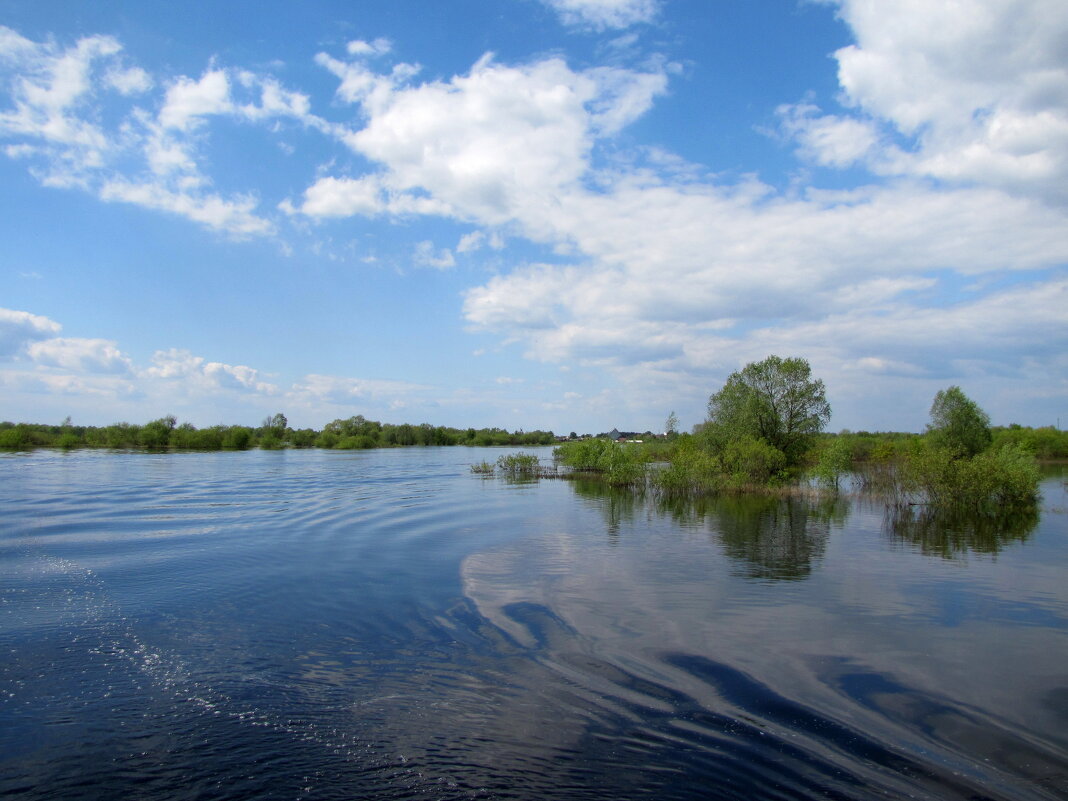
[884,504,1038,558]
[702,494,848,580]
[570,478,850,580]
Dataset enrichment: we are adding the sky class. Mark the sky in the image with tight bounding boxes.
[1,0,1066,435]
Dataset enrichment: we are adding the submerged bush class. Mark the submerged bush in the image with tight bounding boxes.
[554,439,645,486]
[720,436,787,488]
[813,436,853,491]
[653,437,723,496]
[496,452,541,475]
[904,441,1039,513]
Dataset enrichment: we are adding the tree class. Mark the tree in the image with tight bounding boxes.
[263,412,287,435]
[927,386,991,458]
[665,411,679,438]
[706,355,831,465]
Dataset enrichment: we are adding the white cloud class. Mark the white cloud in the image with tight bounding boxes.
[543,0,660,30]
[144,348,276,394]
[456,231,485,253]
[0,27,119,173]
[347,38,392,57]
[777,103,879,167]
[0,307,62,357]
[99,179,272,237]
[143,347,204,379]
[413,240,455,269]
[302,52,667,229]
[203,361,276,394]
[787,0,1068,204]
[285,174,450,218]
[0,29,328,238]
[105,65,152,95]
[27,337,133,374]
[159,69,232,130]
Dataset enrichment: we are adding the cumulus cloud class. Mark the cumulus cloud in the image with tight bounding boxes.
[0,307,62,357]
[298,51,668,229]
[159,69,232,130]
[144,348,276,394]
[27,337,133,374]
[542,0,660,30]
[783,0,1068,204]
[0,28,329,238]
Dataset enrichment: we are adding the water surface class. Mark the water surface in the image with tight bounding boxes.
[2,448,1066,799]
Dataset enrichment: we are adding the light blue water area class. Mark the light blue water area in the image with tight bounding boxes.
[1,448,1066,800]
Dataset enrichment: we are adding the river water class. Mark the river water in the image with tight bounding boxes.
[1,447,1066,800]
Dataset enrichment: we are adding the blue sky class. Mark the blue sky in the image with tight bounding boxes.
[1,0,1066,434]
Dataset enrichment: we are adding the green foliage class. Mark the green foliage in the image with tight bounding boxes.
[904,441,1040,513]
[813,435,854,490]
[991,425,1068,460]
[554,438,615,471]
[139,415,176,450]
[0,427,27,450]
[258,432,285,450]
[927,386,991,458]
[653,437,723,496]
[57,432,82,449]
[314,431,338,449]
[553,438,646,486]
[470,460,495,474]
[288,428,319,448]
[706,355,831,466]
[221,427,252,450]
[496,452,541,475]
[720,436,787,488]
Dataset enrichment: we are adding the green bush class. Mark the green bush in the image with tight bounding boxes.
[991,425,1068,460]
[57,432,82,449]
[904,441,1039,513]
[496,452,540,475]
[554,438,645,485]
[653,437,722,496]
[258,432,285,450]
[720,436,787,487]
[0,428,26,449]
[813,436,853,490]
[221,427,252,450]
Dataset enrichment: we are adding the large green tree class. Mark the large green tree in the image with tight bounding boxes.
[927,386,991,457]
[706,355,831,464]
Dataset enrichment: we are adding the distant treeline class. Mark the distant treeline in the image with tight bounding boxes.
[0,413,557,452]
[824,425,1068,462]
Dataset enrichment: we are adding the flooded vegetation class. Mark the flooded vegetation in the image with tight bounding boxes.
[3,448,1065,799]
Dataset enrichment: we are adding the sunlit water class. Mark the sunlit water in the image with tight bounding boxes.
[2,448,1066,800]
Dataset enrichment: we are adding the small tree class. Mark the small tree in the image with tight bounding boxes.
[665,411,679,438]
[927,387,991,458]
[706,355,831,465]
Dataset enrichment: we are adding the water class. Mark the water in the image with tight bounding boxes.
[1,447,1066,800]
